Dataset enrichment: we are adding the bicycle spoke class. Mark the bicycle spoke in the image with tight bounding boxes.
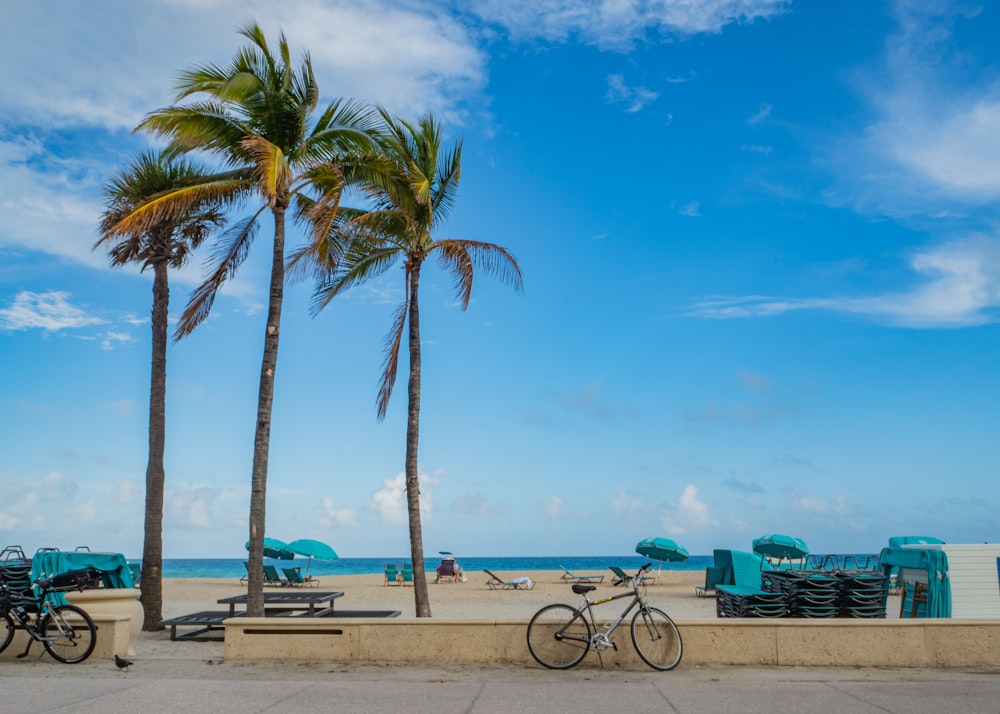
[526,604,590,669]
[631,606,682,671]
[41,605,96,664]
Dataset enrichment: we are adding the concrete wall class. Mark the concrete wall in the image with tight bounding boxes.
[1,613,130,662]
[223,617,1000,668]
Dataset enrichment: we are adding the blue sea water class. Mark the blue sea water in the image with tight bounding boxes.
[159,553,878,579]
[160,555,714,579]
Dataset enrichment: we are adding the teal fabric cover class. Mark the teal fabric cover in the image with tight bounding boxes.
[879,545,951,618]
[728,550,773,588]
[30,551,134,605]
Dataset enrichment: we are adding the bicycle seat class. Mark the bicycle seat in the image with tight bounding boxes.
[571,583,597,594]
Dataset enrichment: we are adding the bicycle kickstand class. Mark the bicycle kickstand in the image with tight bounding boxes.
[16,638,34,658]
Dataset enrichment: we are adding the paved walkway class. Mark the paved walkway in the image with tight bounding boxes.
[2,659,999,713]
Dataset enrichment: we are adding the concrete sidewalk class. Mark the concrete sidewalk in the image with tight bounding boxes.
[2,660,999,713]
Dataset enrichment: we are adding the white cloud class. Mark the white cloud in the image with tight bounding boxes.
[609,488,643,515]
[607,74,659,113]
[678,201,701,217]
[471,0,790,49]
[0,291,104,332]
[541,496,563,519]
[829,1,1000,215]
[100,332,138,351]
[116,480,139,506]
[368,471,436,525]
[747,102,772,124]
[689,234,1000,328]
[320,497,358,527]
[166,487,219,528]
[660,484,715,534]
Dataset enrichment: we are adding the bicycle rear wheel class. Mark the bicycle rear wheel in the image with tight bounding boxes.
[526,604,591,669]
[0,613,14,654]
[41,604,96,664]
[631,606,682,671]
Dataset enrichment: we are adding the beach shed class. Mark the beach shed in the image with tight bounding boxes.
[917,544,1000,619]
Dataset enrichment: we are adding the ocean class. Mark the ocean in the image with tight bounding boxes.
[158,553,879,578]
[160,555,712,579]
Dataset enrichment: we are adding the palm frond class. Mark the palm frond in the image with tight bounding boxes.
[240,136,291,204]
[175,214,261,339]
[434,239,524,308]
[377,299,408,420]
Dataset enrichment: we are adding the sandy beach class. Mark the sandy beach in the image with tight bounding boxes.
[135,568,900,661]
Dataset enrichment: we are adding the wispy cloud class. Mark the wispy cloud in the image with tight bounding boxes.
[689,234,1000,328]
[828,1,1000,216]
[660,484,716,534]
[747,102,772,124]
[677,201,701,217]
[368,471,438,525]
[470,0,791,49]
[607,74,659,113]
[0,291,103,332]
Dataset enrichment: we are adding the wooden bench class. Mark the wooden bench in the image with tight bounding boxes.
[160,610,242,641]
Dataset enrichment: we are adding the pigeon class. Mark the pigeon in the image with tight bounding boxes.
[114,654,134,671]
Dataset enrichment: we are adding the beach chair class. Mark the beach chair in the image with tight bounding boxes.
[695,566,727,598]
[609,565,655,587]
[263,564,288,586]
[384,563,400,586]
[435,558,457,583]
[558,565,605,583]
[282,566,319,588]
[484,569,534,590]
[400,562,414,586]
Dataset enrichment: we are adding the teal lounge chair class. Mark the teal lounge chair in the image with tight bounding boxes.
[282,566,319,588]
[263,564,288,586]
[558,565,604,583]
[400,563,414,586]
[695,566,727,597]
[384,563,400,586]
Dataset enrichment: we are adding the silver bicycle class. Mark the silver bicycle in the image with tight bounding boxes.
[526,563,682,670]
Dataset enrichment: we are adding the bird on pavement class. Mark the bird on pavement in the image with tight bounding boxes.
[114,654,134,670]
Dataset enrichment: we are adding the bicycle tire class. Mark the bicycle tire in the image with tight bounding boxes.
[526,603,591,669]
[41,604,96,664]
[630,606,682,671]
[0,613,13,655]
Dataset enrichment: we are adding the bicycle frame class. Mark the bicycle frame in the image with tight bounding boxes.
[580,588,643,642]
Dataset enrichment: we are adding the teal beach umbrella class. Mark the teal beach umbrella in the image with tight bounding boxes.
[288,538,339,576]
[752,534,809,561]
[635,537,690,563]
[246,537,295,560]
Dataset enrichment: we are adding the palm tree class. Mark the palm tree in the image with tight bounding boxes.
[297,111,523,616]
[96,150,226,630]
[118,23,378,616]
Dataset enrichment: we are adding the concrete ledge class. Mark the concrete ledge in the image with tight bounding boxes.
[1,613,130,661]
[224,618,1000,668]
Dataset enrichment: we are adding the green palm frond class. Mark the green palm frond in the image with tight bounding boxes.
[175,214,262,339]
[377,299,408,419]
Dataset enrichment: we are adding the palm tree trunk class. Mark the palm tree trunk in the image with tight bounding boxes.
[246,204,286,617]
[406,263,431,617]
[141,259,168,630]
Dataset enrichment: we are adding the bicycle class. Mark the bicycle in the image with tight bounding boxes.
[0,571,98,664]
[526,562,682,671]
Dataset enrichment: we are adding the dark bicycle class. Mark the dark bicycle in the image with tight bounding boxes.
[526,562,682,671]
[0,570,97,664]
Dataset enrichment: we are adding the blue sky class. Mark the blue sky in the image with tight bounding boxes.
[2,0,998,560]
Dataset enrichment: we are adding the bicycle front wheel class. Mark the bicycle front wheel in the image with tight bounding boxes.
[631,606,682,671]
[0,613,14,655]
[526,604,591,669]
[41,604,96,664]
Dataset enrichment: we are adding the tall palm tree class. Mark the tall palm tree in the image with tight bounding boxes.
[117,23,378,616]
[297,111,523,616]
[96,150,226,630]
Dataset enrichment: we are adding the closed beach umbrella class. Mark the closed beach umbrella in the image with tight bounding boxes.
[752,534,809,561]
[288,538,339,576]
[245,537,295,561]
